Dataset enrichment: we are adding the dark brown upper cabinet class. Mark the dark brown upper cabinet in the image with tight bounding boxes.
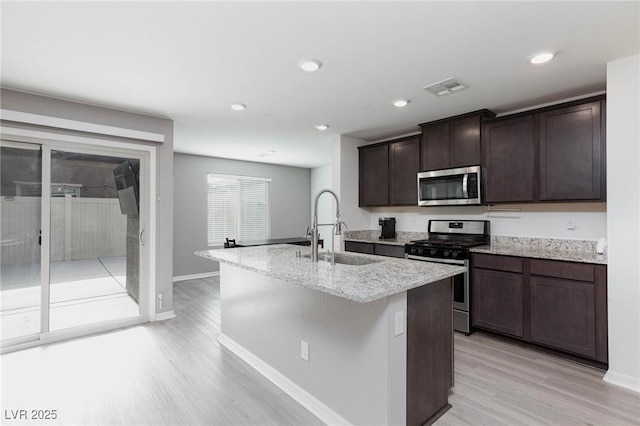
[359,136,420,207]
[358,143,389,206]
[483,95,606,204]
[539,100,604,201]
[419,110,496,171]
[389,136,420,205]
[483,115,536,203]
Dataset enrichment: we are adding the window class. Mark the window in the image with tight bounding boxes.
[207,174,271,246]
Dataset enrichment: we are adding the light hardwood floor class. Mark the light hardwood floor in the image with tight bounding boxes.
[2,276,638,425]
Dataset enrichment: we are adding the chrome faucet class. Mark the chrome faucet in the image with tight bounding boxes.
[311,189,346,263]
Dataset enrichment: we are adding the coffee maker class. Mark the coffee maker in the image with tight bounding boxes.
[379,217,396,239]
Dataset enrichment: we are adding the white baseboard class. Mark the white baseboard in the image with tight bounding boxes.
[604,370,640,392]
[155,310,176,321]
[218,334,351,426]
[173,272,220,282]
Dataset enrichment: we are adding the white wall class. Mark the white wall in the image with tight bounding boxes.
[220,263,407,425]
[604,54,640,392]
[366,204,607,241]
[333,135,371,248]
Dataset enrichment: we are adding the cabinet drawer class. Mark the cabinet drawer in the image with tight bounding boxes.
[473,253,523,273]
[344,241,375,255]
[530,259,594,282]
[374,244,406,259]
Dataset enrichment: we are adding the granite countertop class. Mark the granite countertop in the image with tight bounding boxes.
[470,236,607,265]
[195,244,466,303]
[344,231,607,265]
[343,230,428,246]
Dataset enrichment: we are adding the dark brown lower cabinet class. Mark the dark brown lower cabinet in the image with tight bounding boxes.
[344,241,405,258]
[473,268,525,338]
[407,278,453,425]
[472,253,607,364]
[530,276,596,358]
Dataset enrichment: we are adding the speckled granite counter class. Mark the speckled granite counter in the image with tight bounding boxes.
[470,236,607,265]
[196,244,466,303]
[343,230,428,246]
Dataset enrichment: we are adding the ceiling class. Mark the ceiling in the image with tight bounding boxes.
[2,1,638,168]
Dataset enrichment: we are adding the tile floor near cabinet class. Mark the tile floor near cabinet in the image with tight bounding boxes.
[1,276,639,425]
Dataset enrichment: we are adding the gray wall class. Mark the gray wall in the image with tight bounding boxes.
[1,88,175,314]
[173,153,311,277]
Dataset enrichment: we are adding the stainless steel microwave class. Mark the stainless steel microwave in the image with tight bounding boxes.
[417,165,482,206]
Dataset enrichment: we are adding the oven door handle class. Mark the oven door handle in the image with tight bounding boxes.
[406,254,466,266]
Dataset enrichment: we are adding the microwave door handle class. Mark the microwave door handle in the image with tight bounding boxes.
[462,173,469,198]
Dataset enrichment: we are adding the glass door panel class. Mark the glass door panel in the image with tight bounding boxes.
[0,143,42,341]
[48,149,141,331]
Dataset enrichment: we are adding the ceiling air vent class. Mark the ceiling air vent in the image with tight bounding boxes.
[422,77,468,96]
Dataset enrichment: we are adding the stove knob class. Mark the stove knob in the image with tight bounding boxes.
[430,249,437,256]
[451,251,459,258]
[411,247,417,255]
[444,250,450,257]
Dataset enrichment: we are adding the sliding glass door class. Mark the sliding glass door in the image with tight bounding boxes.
[0,142,43,341]
[47,148,143,332]
[1,141,148,346]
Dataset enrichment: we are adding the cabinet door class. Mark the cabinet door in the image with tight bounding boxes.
[420,122,450,171]
[389,137,420,205]
[539,101,603,200]
[359,144,389,206]
[530,277,596,358]
[344,241,375,254]
[374,244,406,258]
[483,115,536,203]
[450,115,482,168]
[472,268,525,338]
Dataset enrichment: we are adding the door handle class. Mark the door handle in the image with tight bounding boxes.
[39,230,42,246]
[139,229,145,246]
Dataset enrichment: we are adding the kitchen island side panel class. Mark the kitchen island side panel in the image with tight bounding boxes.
[219,263,407,425]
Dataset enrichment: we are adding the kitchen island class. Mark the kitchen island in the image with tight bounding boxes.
[196,245,466,425]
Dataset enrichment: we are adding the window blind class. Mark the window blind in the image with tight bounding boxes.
[207,174,270,246]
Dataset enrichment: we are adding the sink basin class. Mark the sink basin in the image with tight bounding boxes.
[304,252,382,266]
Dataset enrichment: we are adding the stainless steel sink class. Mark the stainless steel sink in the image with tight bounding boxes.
[304,252,382,266]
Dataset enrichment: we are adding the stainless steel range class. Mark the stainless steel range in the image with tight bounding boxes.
[405,220,490,334]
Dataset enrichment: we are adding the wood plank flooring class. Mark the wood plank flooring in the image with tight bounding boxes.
[2,276,639,425]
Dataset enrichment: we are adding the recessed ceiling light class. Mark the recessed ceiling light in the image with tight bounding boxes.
[230,103,246,111]
[315,124,329,131]
[298,59,323,72]
[392,99,409,108]
[530,52,554,65]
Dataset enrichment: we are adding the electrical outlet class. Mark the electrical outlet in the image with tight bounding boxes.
[394,311,404,336]
[301,340,309,361]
